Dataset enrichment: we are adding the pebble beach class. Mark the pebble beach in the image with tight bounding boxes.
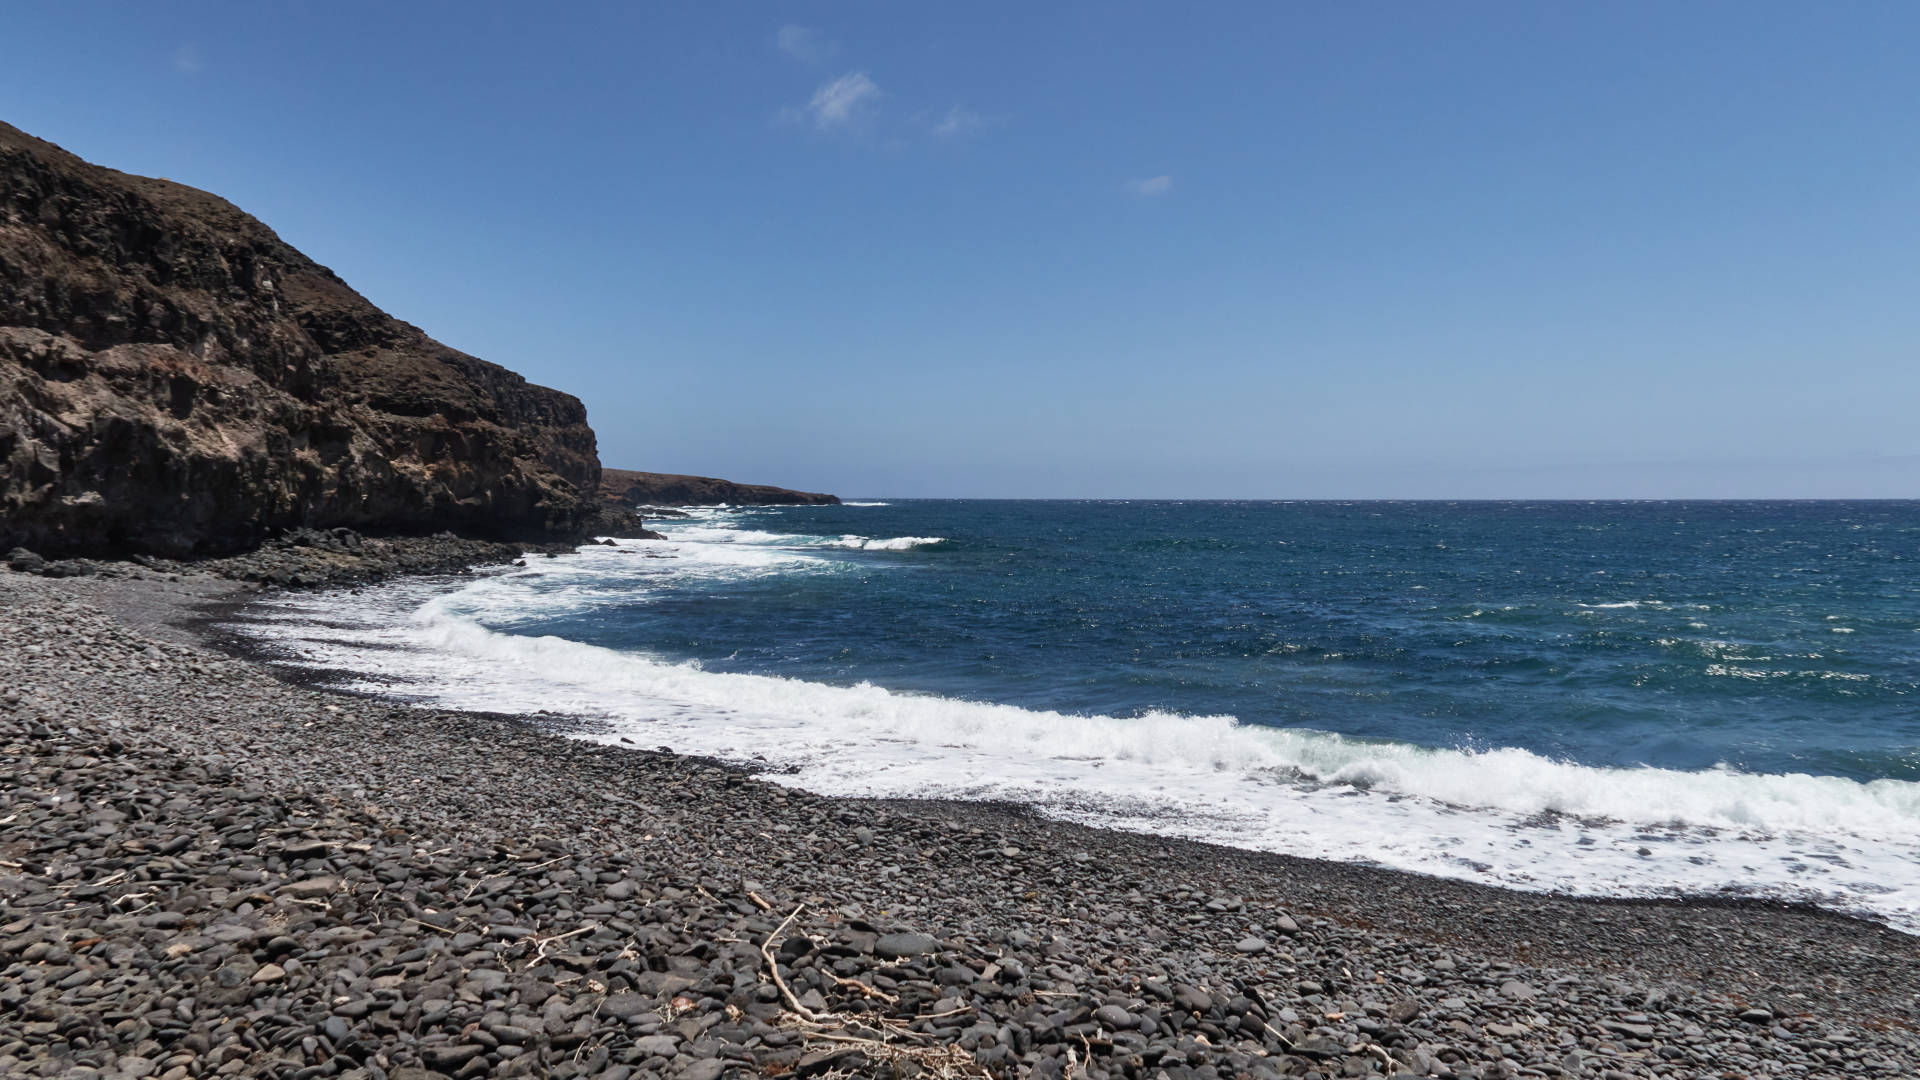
[4,560,1919,1080]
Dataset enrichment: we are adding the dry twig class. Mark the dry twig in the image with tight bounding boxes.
[760,905,824,1021]
[756,904,991,1078]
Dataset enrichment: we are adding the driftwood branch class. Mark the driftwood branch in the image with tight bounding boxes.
[756,904,991,1078]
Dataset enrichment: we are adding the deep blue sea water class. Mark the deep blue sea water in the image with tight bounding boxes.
[236,500,1920,928]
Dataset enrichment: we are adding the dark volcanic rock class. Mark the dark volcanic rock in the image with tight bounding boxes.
[600,467,838,507]
[582,502,666,540]
[0,121,601,556]
[3,569,1920,1080]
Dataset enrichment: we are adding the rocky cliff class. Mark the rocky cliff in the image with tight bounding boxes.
[600,468,838,507]
[0,122,600,556]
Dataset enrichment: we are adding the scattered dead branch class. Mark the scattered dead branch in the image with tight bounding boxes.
[760,905,824,1021]
[757,904,992,1078]
[828,973,899,1004]
[524,924,595,969]
[1362,1041,1399,1073]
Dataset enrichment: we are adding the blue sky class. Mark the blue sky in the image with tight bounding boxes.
[6,3,1918,497]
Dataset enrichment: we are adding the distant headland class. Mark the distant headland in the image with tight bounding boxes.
[599,468,839,508]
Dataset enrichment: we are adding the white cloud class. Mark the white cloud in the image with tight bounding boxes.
[172,44,204,75]
[776,25,836,65]
[1126,175,1174,196]
[929,105,988,138]
[787,71,881,130]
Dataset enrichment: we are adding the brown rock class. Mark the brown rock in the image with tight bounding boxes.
[0,121,600,556]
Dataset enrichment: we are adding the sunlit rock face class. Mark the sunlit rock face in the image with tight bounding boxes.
[0,121,600,556]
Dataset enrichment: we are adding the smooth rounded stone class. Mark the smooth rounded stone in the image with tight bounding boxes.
[677,1059,726,1080]
[602,993,654,1020]
[1234,937,1268,954]
[1739,1008,1775,1025]
[463,969,508,994]
[211,964,252,989]
[423,1044,485,1069]
[631,972,697,997]
[278,876,339,899]
[632,1034,680,1058]
[1095,1005,1136,1030]
[1293,1037,1346,1060]
[1499,980,1538,1001]
[874,932,938,959]
[1174,985,1215,1013]
[249,963,286,984]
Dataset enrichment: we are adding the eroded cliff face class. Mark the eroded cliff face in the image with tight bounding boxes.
[0,122,600,556]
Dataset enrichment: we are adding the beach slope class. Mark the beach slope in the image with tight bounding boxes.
[3,566,1917,1079]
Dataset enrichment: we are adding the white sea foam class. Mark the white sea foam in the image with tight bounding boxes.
[224,529,1920,933]
[615,521,943,553]
[822,535,946,550]
[842,501,891,507]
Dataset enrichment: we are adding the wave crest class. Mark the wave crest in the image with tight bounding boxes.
[823,535,945,551]
[228,557,1920,932]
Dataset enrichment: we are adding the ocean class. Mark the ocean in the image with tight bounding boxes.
[229,500,1920,930]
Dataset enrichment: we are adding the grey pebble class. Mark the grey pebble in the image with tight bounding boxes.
[0,564,1911,1080]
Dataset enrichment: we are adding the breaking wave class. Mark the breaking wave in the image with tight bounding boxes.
[224,505,1920,932]
[822,535,945,550]
[233,593,1920,932]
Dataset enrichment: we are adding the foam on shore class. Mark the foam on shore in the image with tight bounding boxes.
[229,527,1920,932]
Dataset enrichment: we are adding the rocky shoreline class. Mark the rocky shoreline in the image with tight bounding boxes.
[3,528,612,592]
[3,565,1918,1080]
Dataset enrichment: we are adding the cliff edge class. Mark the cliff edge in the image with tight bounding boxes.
[0,122,600,556]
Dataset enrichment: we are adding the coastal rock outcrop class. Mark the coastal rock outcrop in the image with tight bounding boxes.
[600,467,838,507]
[0,121,600,556]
